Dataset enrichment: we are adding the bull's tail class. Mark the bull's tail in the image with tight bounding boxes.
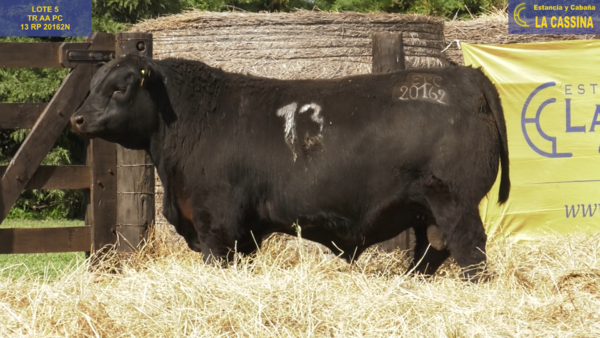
[480,70,510,204]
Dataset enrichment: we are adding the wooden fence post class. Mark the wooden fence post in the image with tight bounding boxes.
[371,33,412,254]
[114,33,155,252]
[86,33,119,254]
[88,138,117,253]
[372,33,406,74]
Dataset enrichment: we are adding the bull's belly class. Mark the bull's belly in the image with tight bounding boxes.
[271,200,433,254]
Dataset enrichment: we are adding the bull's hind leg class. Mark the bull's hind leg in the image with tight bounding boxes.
[449,207,487,280]
[421,175,487,280]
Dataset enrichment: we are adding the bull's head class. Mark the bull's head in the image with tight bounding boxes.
[71,54,163,150]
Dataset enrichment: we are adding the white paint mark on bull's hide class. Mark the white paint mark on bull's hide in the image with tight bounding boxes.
[276,102,299,161]
[392,73,448,105]
[299,103,324,133]
[277,102,328,161]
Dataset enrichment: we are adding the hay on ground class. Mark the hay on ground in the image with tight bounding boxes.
[1,232,599,336]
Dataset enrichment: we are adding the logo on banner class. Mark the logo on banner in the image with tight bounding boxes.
[509,0,600,34]
[521,82,600,158]
[513,3,530,27]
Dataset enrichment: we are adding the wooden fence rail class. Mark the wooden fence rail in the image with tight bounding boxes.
[0,42,90,68]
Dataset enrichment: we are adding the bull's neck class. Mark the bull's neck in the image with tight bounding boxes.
[145,63,227,184]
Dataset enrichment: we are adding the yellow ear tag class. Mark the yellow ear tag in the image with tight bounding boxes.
[140,69,146,86]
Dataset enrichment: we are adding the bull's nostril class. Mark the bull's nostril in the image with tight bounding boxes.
[74,116,85,126]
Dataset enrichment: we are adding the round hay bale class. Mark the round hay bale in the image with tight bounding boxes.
[131,10,448,80]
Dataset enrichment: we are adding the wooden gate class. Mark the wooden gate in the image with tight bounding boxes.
[0,33,154,255]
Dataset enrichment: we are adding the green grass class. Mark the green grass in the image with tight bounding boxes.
[0,220,86,280]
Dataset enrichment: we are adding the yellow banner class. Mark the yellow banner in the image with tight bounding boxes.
[463,40,600,240]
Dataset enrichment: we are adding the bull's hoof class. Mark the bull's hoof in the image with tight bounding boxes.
[426,225,447,251]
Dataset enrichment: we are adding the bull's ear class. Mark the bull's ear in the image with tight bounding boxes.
[139,57,157,73]
[139,58,164,85]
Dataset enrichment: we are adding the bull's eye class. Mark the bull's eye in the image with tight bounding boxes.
[111,84,128,98]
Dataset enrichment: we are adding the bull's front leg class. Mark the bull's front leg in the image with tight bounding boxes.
[191,192,265,264]
[191,207,237,264]
[195,222,264,264]
[161,192,204,253]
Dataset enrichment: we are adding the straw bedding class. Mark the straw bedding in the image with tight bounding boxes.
[1,232,599,336]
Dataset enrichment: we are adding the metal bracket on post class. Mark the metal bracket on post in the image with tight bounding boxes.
[58,33,116,68]
[65,50,115,62]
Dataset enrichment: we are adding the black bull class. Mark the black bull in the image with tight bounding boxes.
[71,55,509,278]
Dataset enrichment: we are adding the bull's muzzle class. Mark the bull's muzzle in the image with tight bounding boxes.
[70,115,93,138]
[70,115,85,133]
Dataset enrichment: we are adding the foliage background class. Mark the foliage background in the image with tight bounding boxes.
[0,0,506,219]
